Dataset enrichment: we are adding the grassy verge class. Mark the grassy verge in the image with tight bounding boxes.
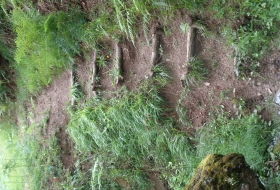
[68,80,275,189]
[5,0,280,102]
[0,123,24,190]
[196,108,272,172]
[1,0,280,189]
[11,7,86,98]
[68,80,196,189]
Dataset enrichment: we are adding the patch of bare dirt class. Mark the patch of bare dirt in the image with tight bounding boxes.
[26,69,75,170]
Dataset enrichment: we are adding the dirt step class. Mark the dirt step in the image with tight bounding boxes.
[114,42,123,85]
[90,49,97,97]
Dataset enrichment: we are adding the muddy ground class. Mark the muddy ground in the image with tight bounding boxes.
[24,12,280,189]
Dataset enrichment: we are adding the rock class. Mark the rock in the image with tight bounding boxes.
[274,141,280,154]
[185,153,265,190]
[204,82,210,87]
[275,88,280,105]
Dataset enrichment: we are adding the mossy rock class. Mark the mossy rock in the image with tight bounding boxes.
[185,153,265,190]
[273,141,280,154]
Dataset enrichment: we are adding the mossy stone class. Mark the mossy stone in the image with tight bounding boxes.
[273,141,280,154]
[185,153,265,190]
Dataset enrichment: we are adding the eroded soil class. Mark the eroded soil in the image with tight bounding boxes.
[22,12,280,189]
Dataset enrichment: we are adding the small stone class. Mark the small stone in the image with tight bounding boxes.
[204,82,210,87]
[275,88,280,105]
[180,73,186,81]
[263,84,270,89]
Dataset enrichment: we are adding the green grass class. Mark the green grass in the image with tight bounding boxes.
[206,0,280,76]
[196,109,272,173]
[1,0,280,189]
[68,77,275,189]
[183,57,208,87]
[71,82,85,103]
[11,8,86,97]
[68,80,196,189]
[0,123,24,190]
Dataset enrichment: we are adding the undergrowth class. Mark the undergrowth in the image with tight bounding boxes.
[68,78,274,189]
[1,0,280,189]
[206,0,280,76]
[11,8,86,97]
[196,108,272,174]
[68,81,196,189]
[183,56,208,87]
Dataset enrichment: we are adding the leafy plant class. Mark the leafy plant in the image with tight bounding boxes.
[180,22,190,34]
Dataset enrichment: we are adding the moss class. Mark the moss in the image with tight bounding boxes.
[185,154,265,190]
[273,141,280,154]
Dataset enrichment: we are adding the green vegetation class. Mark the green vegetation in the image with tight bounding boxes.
[0,123,24,190]
[68,81,196,189]
[12,8,85,97]
[184,57,208,87]
[152,63,172,86]
[0,0,280,189]
[71,82,85,103]
[196,109,272,173]
[21,132,63,189]
[67,81,275,189]
[208,0,280,75]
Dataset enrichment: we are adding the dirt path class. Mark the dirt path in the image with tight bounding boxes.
[23,12,280,189]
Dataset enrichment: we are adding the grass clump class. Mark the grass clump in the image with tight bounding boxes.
[70,82,85,102]
[11,8,86,97]
[68,81,195,189]
[183,57,208,87]
[112,0,152,45]
[196,109,272,175]
[21,132,64,190]
[152,63,172,86]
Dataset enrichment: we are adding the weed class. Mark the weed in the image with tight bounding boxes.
[152,63,171,86]
[176,88,192,127]
[112,0,153,46]
[113,0,137,45]
[83,5,118,49]
[183,56,208,87]
[70,82,85,102]
[96,55,109,69]
[109,60,123,86]
[180,22,190,34]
